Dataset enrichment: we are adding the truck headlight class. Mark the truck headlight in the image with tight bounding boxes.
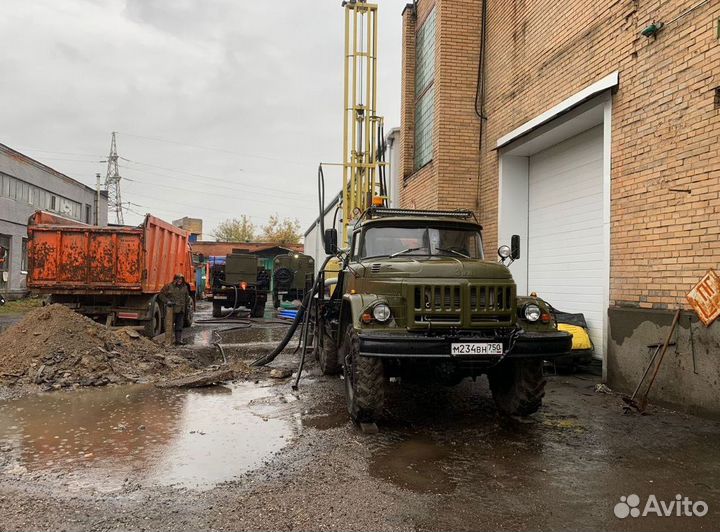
[523,303,541,322]
[498,245,511,259]
[372,303,392,323]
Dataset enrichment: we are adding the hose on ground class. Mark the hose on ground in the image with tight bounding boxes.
[250,255,332,368]
[211,322,252,365]
[292,295,315,390]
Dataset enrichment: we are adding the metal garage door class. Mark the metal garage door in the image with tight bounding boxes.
[528,125,605,357]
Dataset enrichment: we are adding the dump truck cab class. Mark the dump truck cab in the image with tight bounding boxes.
[272,252,315,309]
[317,208,572,422]
[211,252,270,318]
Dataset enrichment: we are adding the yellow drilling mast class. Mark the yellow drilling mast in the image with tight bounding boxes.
[340,0,386,247]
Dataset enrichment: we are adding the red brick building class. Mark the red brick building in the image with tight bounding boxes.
[399,0,720,414]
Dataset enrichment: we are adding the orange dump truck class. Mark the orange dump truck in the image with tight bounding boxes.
[27,211,196,337]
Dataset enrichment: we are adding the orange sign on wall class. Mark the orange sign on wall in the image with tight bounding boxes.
[687,269,720,327]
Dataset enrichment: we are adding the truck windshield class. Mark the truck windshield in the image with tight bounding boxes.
[359,226,484,260]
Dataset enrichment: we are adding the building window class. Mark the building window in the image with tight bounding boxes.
[86,204,92,224]
[0,235,9,290]
[414,8,436,170]
[0,172,83,221]
[21,238,28,274]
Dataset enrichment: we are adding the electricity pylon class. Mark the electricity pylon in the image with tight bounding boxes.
[105,131,124,225]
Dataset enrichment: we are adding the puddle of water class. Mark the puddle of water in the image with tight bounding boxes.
[190,325,289,348]
[302,411,349,431]
[0,381,292,490]
[369,437,456,494]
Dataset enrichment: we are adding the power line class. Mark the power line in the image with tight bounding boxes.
[121,191,272,222]
[123,177,317,211]
[19,156,104,164]
[118,158,315,199]
[11,147,101,158]
[118,131,316,166]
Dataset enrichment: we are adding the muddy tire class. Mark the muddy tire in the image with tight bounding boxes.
[342,326,384,422]
[318,330,341,375]
[488,359,546,416]
[143,300,163,337]
[212,302,222,318]
[183,296,194,327]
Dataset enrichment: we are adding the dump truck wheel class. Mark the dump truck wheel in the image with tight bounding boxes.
[144,301,162,337]
[319,330,341,375]
[342,326,384,422]
[183,296,194,327]
[488,359,546,417]
[212,302,222,318]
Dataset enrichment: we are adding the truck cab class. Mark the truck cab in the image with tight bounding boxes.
[317,208,572,422]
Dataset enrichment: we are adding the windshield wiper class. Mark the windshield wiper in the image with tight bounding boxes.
[390,247,424,258]
[435,247,470,259]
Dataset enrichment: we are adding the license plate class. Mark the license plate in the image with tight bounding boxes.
[451,342,503,356]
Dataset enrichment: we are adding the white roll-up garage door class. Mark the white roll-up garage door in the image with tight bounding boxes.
[527,125,605,357]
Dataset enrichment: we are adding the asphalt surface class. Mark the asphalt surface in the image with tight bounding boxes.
[0,301,719,531]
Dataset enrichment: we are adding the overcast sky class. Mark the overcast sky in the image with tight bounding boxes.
[0,0,407,239]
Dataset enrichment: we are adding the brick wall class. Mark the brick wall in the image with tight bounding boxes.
[401,0,720,310]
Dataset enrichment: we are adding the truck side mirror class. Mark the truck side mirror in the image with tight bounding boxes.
[511,235,520,260]
[323,228,338,255]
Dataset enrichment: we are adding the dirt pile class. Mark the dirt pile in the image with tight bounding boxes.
[0,304,193,389]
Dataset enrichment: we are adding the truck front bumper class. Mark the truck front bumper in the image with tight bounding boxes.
[358,330,572,360]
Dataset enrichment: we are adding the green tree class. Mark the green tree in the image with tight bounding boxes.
[261,214,302,246]
[212,216,256,242]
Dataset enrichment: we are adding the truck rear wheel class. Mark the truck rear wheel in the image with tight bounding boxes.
[488,359,546,417]
[318,331,341,375]
[251,296,266,318]
[342,325,384,422]
[144,301,163,338]
[212,302,223,318]
[183,296,194,327]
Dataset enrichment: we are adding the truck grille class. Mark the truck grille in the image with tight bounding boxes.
[409,282,515,328]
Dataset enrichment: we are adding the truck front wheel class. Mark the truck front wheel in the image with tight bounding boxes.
[488,359,546,417]
[342,326,384,422]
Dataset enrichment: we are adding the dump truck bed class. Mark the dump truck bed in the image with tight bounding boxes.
[27,211,193,295]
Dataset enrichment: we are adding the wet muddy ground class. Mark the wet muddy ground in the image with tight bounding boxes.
[1,302,719,531]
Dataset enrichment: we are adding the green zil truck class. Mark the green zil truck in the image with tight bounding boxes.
[316,208,572,422]
[211,252,270,318]
[272,252,315,308]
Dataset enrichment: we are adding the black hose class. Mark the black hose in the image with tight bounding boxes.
[249,290,311,367]
[250,255,332,367]
[376,123,388,205]
[292,296,315,390]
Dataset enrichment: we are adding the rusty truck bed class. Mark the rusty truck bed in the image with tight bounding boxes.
[27,211,194,295]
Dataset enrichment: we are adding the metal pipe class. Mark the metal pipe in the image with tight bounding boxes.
[639,309,682,411]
